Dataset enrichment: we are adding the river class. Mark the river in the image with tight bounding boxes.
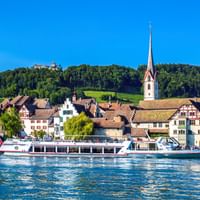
[0,156,200,199]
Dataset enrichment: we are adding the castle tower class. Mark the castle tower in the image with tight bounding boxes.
[144,26,159,100]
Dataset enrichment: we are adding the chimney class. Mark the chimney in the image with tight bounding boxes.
[72,91,77,102]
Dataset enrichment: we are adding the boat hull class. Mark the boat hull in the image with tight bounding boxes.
[127,150,200,159]
[2,152,128,158]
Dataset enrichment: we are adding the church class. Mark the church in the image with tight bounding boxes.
[131,29,200,147]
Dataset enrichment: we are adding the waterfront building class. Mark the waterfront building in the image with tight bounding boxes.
[53,98,79,139]
[169,99,200,146]
[0,96,55,136]
[53,96,102,139]
[92,117,126,140]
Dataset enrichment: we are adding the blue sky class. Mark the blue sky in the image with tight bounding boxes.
[0,0,200,70]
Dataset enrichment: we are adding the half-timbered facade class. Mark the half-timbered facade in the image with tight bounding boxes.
[169,100,200,146]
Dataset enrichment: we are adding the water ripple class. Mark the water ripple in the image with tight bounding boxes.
[1,156,200,199]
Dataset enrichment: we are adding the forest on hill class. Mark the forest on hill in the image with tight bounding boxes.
[0,64,200,105]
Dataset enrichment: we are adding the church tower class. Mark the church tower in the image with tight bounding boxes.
[144,26,159,100]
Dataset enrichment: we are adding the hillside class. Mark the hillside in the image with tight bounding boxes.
[0,64,199,105]
[84,90,143,105]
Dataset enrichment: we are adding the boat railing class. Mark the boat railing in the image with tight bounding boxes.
[5,135,129,145]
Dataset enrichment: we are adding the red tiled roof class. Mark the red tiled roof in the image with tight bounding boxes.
[99,102,121,111]
[132,109,176,123]
[131,128,147,137]
[92,118,124,129]
[30,109,56,119]
[103,104,136,123]
[149,129,168,133]
[33,98,49,109]
[139,98,200,110]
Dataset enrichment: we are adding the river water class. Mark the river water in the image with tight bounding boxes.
[0,156,200,200]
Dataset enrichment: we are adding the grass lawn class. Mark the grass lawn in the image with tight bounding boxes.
[84,90,143,105]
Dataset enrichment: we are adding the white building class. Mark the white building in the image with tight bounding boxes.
[19,105,55,136]
[54,98,79,139]
[169,100,200,146]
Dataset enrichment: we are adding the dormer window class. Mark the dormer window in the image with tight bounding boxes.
[148,75,151,81]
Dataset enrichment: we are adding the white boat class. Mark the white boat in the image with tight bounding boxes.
[0,139,131,158]
[125,137,200,158]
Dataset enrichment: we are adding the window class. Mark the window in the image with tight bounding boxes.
[43,126,47,129]
[43,120,47,123]
[189,112,195,116]
[190,120,195,125]
[37,126,41,129]
[158,123,162,128]
[31,120,35,123]
[31,126,35,130]
[63,110,73,115]
[37,120,41,123]
[173,130,177,134]
[180,112,186,117]
[60,126,64,131]
[148,84,151,90]
[165,124,169,128]
[179,120,185,125]
[153,123,157,128]
[67,110,73,115]
[63,110,67,115]
[198,130,200,134]
[178,130,185,134]
[174,120,176,125]
[60,117,63,122]
[148,76,151,81]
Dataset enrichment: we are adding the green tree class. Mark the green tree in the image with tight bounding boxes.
[64,112,94,140]
[0,107,22,138]
[32,130,46,139]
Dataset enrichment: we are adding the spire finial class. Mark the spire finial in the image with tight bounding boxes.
[149,21,152,32]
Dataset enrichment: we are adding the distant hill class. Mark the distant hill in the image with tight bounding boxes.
[0,64,199,105]
[84,90,143,105]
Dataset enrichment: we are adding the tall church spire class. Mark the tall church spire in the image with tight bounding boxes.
[143,24,159,100]
[147,24,155,76]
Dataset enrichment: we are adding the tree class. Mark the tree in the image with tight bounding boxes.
[32,130,46,139]
[64,112,94,140]
[0,107,22,138]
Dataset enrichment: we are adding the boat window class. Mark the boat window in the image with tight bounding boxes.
[35,146,44,152]
[116,148,121,153]
[149,143,157,150]
[29,146,33,152]
[46,146,56,152]
[57,147,67,152]
[104,147,114,154]
[69,147,79,153]
[128,143,134,150]
[81,147,90,153]
[92,147,102,153]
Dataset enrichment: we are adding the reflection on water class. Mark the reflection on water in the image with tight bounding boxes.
[0,156,200,199]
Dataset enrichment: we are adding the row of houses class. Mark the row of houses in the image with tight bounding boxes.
[1,94,200,146]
